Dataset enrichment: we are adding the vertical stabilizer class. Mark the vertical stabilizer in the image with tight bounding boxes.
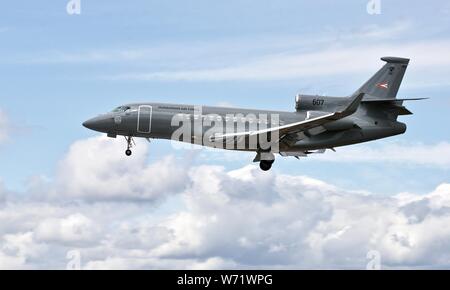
[354,56,409,100]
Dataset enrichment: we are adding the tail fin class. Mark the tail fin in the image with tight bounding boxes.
[354,56,409,100]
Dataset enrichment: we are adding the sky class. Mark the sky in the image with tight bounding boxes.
[0,0,450,269]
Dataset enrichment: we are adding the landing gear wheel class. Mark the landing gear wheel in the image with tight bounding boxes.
[124,136,135,156]
[259,160,273,171]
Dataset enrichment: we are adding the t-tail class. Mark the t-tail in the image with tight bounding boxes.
[354,56,427,120]
[354,56,409,100]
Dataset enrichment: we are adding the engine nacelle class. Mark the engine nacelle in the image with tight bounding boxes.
[295,94,348,112]
[296,94,357,131]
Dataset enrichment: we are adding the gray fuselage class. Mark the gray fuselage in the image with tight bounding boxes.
[83,101,406,153]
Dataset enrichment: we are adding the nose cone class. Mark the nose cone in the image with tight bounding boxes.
[82,115,114,133]
[82,119,95,129]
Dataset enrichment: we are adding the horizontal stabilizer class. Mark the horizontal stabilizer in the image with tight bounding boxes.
[362,97,426,118]
[362,97,428,103]
[381,56,410,64]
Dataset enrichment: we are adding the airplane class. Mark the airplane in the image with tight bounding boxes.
[83,56,425,171]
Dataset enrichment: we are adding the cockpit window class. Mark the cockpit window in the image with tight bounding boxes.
[112,106,130,112]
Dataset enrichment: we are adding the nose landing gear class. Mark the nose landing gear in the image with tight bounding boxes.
[125,136,135,156]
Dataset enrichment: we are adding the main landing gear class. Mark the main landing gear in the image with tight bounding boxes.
[253,151,275,171]
[125,136,135,156]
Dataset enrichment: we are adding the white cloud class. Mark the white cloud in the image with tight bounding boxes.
[0,251,26,270]
[34,213,100,246]
[107,40,450,82]
[0,232,47,269]
[313,142,450,168]
[47,135,189,202]
[88,20,445,85]
[196,141,450,168]
[25,21,411,66]
[10,20,449,88]
[2,136,450,269]
[146,166,450,269]
[346,21,412,40]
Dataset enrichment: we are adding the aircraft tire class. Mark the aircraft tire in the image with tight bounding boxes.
[259,160,272,171]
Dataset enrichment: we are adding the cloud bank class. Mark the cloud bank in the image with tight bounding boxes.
[106,40,450,82]
[14,21,450,88]
[48,136,189,202]
[314,142,450,168]
[1,136,450,269]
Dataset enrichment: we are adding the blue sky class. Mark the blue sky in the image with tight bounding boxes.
[1,0,450,269]
[1,0,449,193]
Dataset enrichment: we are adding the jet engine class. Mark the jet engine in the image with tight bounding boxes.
[295,94,358,131]
[295,94,348,112]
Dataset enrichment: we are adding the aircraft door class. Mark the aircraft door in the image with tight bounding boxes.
[137,105,152,133]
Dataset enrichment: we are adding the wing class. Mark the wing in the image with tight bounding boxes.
[210,93,364,143]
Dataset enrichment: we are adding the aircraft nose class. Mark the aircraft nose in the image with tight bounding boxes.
[82,115,114,132]
[82,117,100,130]
[82,119,94,129]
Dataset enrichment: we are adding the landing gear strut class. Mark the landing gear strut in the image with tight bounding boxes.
[125,136,135,156]
[259,160,274,171]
